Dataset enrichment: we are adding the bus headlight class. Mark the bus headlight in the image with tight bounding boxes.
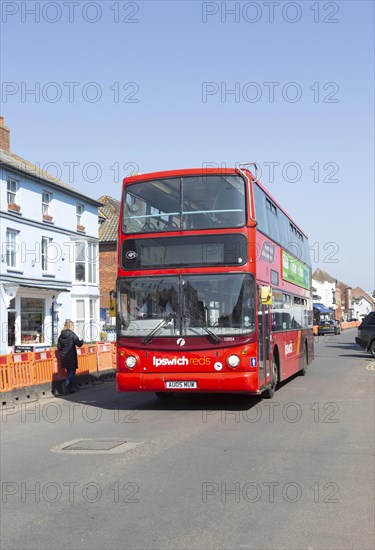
[227,354,240,368]
[125,355,137,369]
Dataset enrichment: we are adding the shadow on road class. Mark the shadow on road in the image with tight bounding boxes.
[56,383,264,411]
[323,342,372,359]
[324,343,362,351]
[53,374,301,412]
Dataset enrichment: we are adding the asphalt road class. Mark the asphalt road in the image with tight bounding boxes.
[1,329,374,550]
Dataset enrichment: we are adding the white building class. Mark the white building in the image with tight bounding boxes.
[351,287,375,320]
[313,278,336,309]
[0,117,102,354]
[312,268,338,310]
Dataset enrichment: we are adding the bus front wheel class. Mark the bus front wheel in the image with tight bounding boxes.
[263,360,278,399]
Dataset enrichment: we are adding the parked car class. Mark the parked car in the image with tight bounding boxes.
[318,319,341,335]
[355,312,375,358]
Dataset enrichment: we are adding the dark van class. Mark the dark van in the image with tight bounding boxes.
[355,312,375,358]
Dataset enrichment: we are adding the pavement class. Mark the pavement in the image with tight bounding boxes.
[1,328,374,550]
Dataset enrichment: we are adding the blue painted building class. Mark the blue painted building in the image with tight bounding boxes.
[0,117,102,354]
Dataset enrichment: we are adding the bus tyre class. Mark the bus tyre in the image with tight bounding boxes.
[369,340,375,359]
[263,360,278,399]
[300,344,308,376]
[155,392,174,400]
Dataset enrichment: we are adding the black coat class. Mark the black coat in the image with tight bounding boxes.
[57,330,83,369]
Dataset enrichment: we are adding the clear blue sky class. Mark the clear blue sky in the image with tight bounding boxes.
[1,0,374,291]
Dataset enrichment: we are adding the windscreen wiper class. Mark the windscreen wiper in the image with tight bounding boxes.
[185,312,221,344]
[142,313,175,345]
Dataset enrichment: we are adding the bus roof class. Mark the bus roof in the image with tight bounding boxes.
[123,167,308,239]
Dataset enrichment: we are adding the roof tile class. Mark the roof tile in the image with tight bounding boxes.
[98,195,120,242]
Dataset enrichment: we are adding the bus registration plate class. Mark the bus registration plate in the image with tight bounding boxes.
[165,381,197,389]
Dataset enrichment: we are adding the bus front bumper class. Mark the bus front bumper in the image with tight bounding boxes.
[116,371,260,394]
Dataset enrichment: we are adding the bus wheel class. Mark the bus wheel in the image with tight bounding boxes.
[300,344,308,376]
[155,392,174,400]
[263,360,278,399]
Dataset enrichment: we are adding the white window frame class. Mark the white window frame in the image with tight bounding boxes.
[75,299,85,339]
[74,242,86,283]
[5,228,19,268]
[41,236,52,272]
[89,298,98,341]
[7,178,18,205]
[42,191,52,216]
[74,241,98,284]
[88,242,98,284]
[77,204,84,225]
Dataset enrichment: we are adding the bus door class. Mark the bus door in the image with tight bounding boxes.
[258,290,272,388]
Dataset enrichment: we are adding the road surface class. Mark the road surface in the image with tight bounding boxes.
[1,329,374,550]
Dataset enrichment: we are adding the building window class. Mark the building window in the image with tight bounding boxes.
[74,242,98,284]
[75,299,85,339]
[42,191,52,216]
[7,178,18,205]
[5,229,18,268]
[75,242,86,282]
[41,237,52,272]
[21,298,45,344]
[77,204,84,225]
[88,243,97,284]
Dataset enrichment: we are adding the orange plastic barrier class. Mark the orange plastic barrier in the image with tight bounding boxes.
[76,345,98,376]
[341,321,360,330]
[34,350,57,385]
[0,343,116,393]
[0,355,12,392]
[97,343,116,372]
[8,352,34,389]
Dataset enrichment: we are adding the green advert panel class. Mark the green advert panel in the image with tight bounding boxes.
[282,250,310,290]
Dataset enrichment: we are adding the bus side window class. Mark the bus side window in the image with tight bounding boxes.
[282,312,291,329]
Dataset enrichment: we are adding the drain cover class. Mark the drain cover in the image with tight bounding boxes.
[62,440,126,451]
[52,438,143,454]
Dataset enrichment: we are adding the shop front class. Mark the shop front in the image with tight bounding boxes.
[1,283,69,354]
[20,297,45,345]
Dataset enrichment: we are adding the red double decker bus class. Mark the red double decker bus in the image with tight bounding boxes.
[116,165,314,399]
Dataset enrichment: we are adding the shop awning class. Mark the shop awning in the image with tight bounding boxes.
[313,303,334,314]
[1,275,71,292]
[19,284,70,292]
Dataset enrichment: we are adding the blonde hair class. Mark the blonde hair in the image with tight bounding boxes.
[64,320,74,331]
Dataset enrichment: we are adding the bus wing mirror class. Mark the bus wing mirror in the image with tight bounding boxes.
[260,286,273,305]
[109,290,117,317]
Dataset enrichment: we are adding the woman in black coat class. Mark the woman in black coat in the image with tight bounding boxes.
[57,321,83,394]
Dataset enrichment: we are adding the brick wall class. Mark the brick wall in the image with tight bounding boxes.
[99,243,117,308]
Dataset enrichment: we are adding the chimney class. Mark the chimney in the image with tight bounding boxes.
[0,116,10,152]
